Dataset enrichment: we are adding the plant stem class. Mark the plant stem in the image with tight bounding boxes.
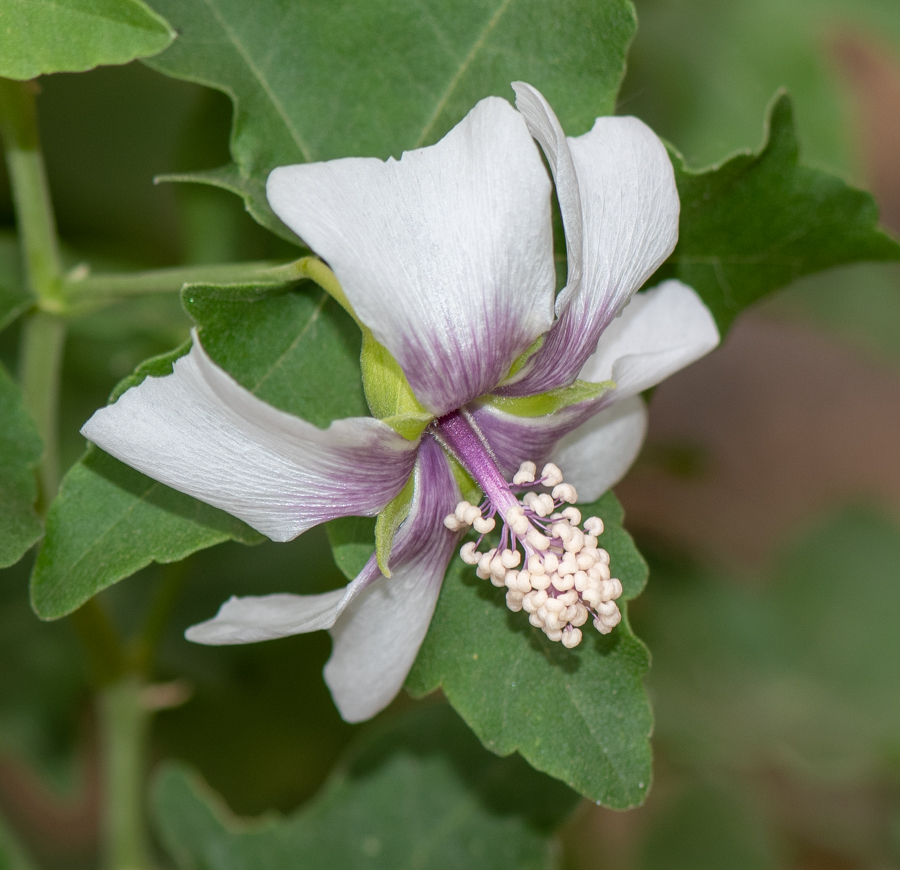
[17,310,65,509]
[0,79,63,309]
[65,258,289,300]
[99,679,153,870]
[0,78,67,510]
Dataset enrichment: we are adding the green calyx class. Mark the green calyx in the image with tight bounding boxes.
[480,378,615,418]
[360,331,431,439]
[374,473,415,576]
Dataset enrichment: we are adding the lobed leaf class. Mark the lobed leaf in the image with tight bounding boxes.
[0,0,175,80]
[153,704,575,870]
[144,0,636,238]
[664,93,900,335]
[32,281,366,619]
[0,363,43,569]
[406,491,653,808]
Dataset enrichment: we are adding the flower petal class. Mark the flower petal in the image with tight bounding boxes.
[184,580,369,645]
[324,437,460,723]
[81,334,418,542]
[577,280,720,403]
[469,402,596,478]
[551,396,648,502]
[266,97,555,415]
[503,83,680,395]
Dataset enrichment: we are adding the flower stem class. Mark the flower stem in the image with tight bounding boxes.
[98,678,153,870]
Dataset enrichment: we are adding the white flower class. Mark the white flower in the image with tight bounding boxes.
[82,83,718,722]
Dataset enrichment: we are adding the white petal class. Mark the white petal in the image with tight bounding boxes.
[552,396,648,502]
[267,97,555,415]
[506,83,680,395]
[81,334,418,542]
[185,556,381,645]
[578,280,720,403]
[324,438,460,722]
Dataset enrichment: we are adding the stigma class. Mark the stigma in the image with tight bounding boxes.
[434,411,622,648]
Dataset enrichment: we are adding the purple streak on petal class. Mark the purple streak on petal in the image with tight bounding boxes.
[324,436,461,722]
[81,335,419,542]
[266,98,555,416]
[469,398,608,478]
[503,85,679,397]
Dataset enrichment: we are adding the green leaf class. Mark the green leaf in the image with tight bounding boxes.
[32,281,366,619]
[326,516,377,583]
[664,92,900,335]
[0,364,43,569]
[0,0,176,79]
[407,491,652,808]
[144,0,636,237]
[153,704,575,870]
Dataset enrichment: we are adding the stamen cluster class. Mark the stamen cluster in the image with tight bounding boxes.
[444,462,623,647]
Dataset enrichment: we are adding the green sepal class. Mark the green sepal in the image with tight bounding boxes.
[447,454,480,506]
[481,378,614,418]
[360,331,430,432]
[374,474,415,577]
[505,334,544,380]
[380,411,432,441]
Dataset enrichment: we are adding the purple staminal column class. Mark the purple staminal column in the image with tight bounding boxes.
[433,410,624,649]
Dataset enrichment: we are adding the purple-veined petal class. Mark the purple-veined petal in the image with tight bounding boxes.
[552,396,648,502]
[502,83,679,396]
[469,401,597,478]
[324,436,460,723]
[471,281,717,480]
[266,97,555,416]
[578,280,720,402]
[81,334,418,542]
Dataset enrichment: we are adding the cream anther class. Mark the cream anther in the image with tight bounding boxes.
[541,463,563,487]
[552,483,578,504]
[443,514,462,531]
[533,493,555,517]
[501,549,521,569]
[463,505,482,525]
[553,573,575,592]
[543,552,559,573]
[552,521,573,543]
[460,542,480,564]
[455,501,473,522]
[561,507,582,526]
[526,529,550,551]
[473,516,495,534]
[513,461,537,484]
[561,628,582,648]
[584,516,604,536]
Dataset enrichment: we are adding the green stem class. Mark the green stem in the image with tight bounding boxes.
[18,311,65,509]
[99,678,153,870]
[65,259,290,300]
[1,78,67,509]
[0,79,63,308]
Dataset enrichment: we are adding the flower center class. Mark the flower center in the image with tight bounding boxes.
[434,410,623,648]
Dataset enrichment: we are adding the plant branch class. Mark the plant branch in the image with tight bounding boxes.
[0,79,62,308]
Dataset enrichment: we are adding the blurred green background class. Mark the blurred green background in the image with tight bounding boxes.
[2,0,900,867]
